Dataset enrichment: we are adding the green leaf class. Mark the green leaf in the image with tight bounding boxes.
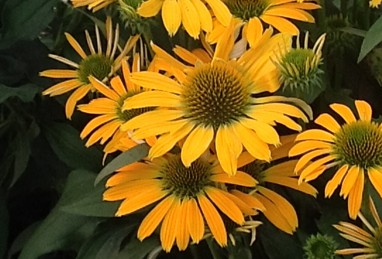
[18,170,101,259]
[358,15,382,62]
[0,0,59,48]
[44,122,102,172]
[60,179,120,217]
[0,84,38,103]
[95,144,149,185]
[116,236,161,259]
[77,221,136,259]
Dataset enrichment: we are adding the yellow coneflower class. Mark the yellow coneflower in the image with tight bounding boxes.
[71,0,116,12]
[77,55,154,156]
[274,33,326,103]
[233,135,317,234]
[136,0,232,39]
[369,0,381,7]
[40,17,139,119]
[103,153,260,252]
[121,31,312,176]
[207,0,320,47]
[334,196,382,258]
[289,100,382,219]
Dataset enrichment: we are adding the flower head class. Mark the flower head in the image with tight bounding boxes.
[334,196,382,258]
[137,0,231,39]
[274,33,326,103]
[121,33,312,175]
[71,0,116,11]
[207,0,320,47]
[369,0,381,7]
[103,153,259,252]
[77,55,154,158]
[40,17,139,118]
[289,100,382,219]
[303,233,339,259]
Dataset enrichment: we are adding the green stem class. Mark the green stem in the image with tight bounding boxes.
[206,238,223,259]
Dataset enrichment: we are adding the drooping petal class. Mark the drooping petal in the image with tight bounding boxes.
[179,0,201,39]
[175,201,190,251]
[325,164,349,198]
[347,170,364,219]
[186,198,204,243]
[260,15,299,35]
[162,0,182,36]
[204,0,231,26]
[65,84,93,119]
[368,167,382,198]
[181,126,214,166]
[314,113,341,133]
[211,171,258,187]
[160,202,178,252]
[340,166,361,198]
[205,187,244,225]
[197,194,227,247]
[138,195,175,240]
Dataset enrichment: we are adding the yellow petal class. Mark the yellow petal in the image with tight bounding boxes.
[325,164,349,198]
[124,90,181,109]
[294,148,332,173]
[42,79,82,96]
[80,114,115,138]
[265,175,317,196]
[120,109,184,131]
[181,126,214,166]
[246,17,263,48]
[65,84,92,119]
[347,170,364,219]
[65,33,87,59]
[130,71,182,94]
[233,123,271,162]
[240,118,280,145]
[289,140,331,157]
[191,0,212,32]
[137,0,163,17]
[206,187,244,225]
[162,0,182,36]
[215,125,242,175]
[260,15,299,35]
[314,113,341,133]
[368,167,382,198]
[355,100,372,121]
[89,76,120,101]
[265,7,315,22]
[138,195,175,240]
[39,69,78,78]
[219,191,256,215]
[179,0,201,38]
[231,190,266,211]
[186,198,204,243]
[298,155,335,181]
[110,75,128,97]
[149,122,194,159]
[175,201,190,251]
[340,166,360,198]
[211,171,257,187]
[197,194,227,247]
[204,0,231,26]
[160,201,178,252]
[254,193,295,234]
[295,129,334,142]
[116,187,167,216]
[330,103,357,124]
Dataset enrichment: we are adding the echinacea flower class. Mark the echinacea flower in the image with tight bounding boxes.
[369,0,381,8]
[71,0,116,11]
[334,196,382,258]
[40,17,139,119]
[121,32,312,176]
[77,55,154,154]
[274,33,326,103]
[289,100,382,219]
[303,233,339,259]
[103,153,260,252]
[207,0,320,47]
[233,135,317,234]
[137,0,232,38]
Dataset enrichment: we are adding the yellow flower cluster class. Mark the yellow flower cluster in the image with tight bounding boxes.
[39,0,382,257]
